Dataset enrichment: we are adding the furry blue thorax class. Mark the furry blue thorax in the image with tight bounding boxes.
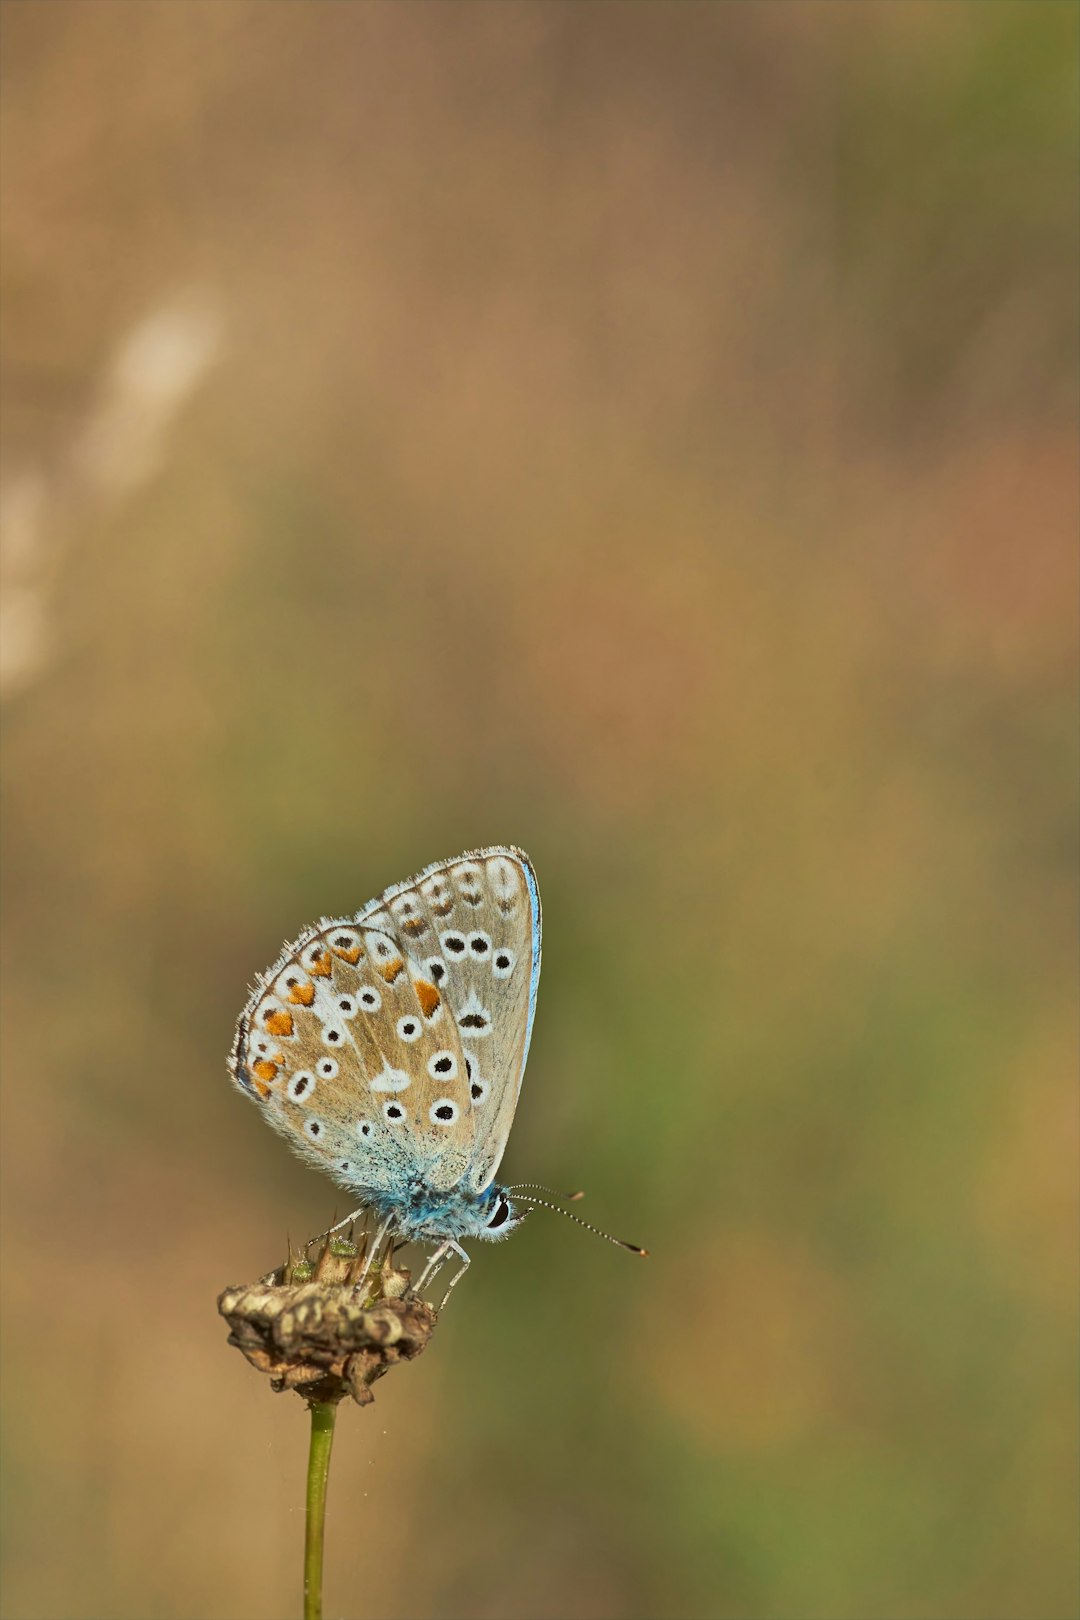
[365,1180,525,1244]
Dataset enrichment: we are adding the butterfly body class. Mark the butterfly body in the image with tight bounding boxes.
[361,1180,524,1246]
[229,846,540,1271]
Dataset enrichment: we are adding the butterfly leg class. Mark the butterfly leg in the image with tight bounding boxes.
[352,1215,393,1300]
[435,1244,472,1311]
[416,1241,452,1295]
[417,1240,471,1309]
[307,1207,366,1248]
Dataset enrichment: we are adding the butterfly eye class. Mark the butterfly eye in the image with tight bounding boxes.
[486,1196,511,1229]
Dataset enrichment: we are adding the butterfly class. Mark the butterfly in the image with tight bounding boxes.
[229,846,547,1301]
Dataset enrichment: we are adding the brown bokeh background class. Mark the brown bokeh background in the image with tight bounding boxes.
[1,6,1077,1619]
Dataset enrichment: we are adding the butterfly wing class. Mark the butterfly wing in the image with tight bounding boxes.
[367,845,541,1193]
[229,915,476,1197]
[228,846,540,1202]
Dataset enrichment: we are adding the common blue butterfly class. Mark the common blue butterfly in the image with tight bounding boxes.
[229,846,644,1303]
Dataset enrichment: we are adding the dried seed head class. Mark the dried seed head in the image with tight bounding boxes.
[218,1233,435,1406]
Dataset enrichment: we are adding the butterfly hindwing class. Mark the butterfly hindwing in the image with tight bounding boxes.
[230,917,476,1195]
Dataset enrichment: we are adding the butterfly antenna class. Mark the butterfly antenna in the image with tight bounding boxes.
[508,1182,585,1202]
[514,1195,648,1256]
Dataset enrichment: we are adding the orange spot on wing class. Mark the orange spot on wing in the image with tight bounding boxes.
[379,957,405,984]
[414,979,441,1018]
[252,1059,279,1084]
[288,982,316,1006]
[309,950,332,978]
[333,944,362,964]
[264,1010,294,1037]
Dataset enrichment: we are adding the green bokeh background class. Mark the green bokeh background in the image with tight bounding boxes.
[1,6,1076,1619]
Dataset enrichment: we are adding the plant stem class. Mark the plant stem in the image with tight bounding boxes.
[304,1399,338,1620]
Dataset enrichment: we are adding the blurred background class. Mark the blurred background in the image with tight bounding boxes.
[1,5,1076,1619]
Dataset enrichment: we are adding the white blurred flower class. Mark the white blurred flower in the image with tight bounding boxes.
[75,290,225,493]
[1,288,225,697]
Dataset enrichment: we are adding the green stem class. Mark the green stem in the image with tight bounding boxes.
[304,1399,338,1620]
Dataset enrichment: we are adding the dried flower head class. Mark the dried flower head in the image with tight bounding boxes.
[218,1233,436,1407]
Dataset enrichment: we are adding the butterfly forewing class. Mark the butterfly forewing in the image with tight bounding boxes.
[229,845,540,1202]
[369,847,541,1193]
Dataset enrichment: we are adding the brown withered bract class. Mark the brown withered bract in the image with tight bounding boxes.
[218,1235,436,1407]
